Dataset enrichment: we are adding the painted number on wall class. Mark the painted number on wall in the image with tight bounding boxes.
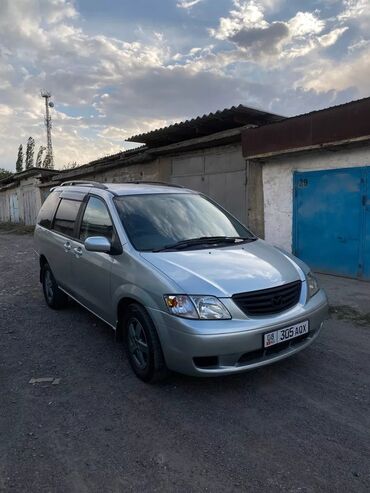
[298,178,309,188]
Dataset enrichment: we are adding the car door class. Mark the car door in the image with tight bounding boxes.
[69,195,115,324]
[48,196,83,290]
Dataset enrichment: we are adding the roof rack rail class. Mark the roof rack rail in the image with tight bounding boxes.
[60,180,108,190]
[126,180,184,188]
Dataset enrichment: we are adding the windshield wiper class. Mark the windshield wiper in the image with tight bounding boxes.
[152,236,256,252]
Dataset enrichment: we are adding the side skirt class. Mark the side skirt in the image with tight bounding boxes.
[59,286,117,331]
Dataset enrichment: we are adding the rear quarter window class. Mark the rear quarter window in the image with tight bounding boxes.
[52,199,82,237]
[37,191,60,229]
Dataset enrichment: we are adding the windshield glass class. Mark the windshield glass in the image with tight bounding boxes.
[114,193,255,252]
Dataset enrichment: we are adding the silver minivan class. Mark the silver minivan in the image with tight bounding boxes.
[34,181,328,382]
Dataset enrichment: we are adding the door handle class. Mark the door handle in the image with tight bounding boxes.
[63,241,71,252]
[73,246,83,258]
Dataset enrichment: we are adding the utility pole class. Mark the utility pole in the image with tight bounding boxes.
[41,90,54,169]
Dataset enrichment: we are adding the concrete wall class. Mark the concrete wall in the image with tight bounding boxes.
[0,175,43,225]
[246,160,264,237]
[3,142,250,227]
[69,157,167,184]
[0,189,12,222]
[170,143,247,223]
[262,143,370,251]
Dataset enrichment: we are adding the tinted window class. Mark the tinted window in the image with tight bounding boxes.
[114,193,254,251]
[53,199,81,237]
[37,192,60,229]
[79,197,113,242]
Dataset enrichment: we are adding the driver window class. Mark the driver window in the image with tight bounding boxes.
[79,197,113,242]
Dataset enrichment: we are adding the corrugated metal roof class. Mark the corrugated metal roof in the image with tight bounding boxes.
[81,145,147,167]
[242,96,370,158]
[0,167,59,187]
[127,104,284,147]
[255,96,370,129]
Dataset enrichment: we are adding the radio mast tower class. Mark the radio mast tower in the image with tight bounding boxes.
[41,90,54,169]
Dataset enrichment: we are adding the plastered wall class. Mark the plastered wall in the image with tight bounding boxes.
[262,144,370,251]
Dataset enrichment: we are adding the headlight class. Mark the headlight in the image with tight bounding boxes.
[307,272,319,299]
[191,296,231,319]
[164,295,198,318]
[164,295,231,319]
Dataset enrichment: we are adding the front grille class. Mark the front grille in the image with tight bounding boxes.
[232,280,302,316]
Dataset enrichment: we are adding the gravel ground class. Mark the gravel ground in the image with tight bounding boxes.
[0,232,369,493]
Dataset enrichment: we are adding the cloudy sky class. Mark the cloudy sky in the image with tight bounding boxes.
[0,0,369,171]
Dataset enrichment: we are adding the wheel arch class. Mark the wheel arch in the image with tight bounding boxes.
[39,254,48,283]
[116,296,142,341]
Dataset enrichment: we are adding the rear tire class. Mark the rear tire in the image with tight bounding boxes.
[42,263,68,309]
[123,303,168,383]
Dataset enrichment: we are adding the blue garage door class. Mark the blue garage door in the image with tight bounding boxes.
[293,167,370,280]
[363,176,370,280]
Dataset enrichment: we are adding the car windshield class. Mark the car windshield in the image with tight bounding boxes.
[114,193,255,252]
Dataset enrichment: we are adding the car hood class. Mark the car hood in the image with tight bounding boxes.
[140,239,305,297]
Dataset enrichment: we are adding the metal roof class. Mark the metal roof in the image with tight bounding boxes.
[0,167,59,187]
[127,104,284,147]
[242,96,370,159]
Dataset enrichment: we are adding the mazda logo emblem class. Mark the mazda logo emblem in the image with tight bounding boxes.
[272,295,283,306]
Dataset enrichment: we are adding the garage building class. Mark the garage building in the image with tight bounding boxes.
[242,97,370,280]
[38,105,281,231]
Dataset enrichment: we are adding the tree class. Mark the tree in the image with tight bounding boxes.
[0,168,13,180]
[16,144,23,173]
[43,152,52,169]
[25,137,35,169]
[36,146,46,168]
[62,161,78,170]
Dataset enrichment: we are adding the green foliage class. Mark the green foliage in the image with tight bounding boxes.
[36,146,46,168]
[62,161,78,170]
[0,168,13,180]
[43,152,52,169]
[25,137,35,169]
[16,144,23,173]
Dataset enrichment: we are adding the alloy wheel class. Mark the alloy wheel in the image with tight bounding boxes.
[127,317,149,370]
[44,269,54,303]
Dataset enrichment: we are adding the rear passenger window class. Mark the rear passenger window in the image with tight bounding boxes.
[79,197,113,242]
[37,192,60,229]
[53,199,81,237]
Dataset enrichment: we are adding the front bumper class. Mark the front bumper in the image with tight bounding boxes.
[148,289,329,377]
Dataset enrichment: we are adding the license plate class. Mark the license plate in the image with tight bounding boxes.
[264,320,309,348]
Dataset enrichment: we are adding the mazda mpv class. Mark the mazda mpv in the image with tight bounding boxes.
[34,181,328,382]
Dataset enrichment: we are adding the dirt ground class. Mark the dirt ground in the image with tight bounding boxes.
[0,232,369,492]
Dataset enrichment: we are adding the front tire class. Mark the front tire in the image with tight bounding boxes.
[42,263,68,309]
[123,303,168,383]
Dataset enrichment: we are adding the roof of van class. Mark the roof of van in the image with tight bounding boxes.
[107,183,192,195]
[55,181,194,196]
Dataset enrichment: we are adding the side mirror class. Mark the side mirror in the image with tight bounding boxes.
[84,236,111,253]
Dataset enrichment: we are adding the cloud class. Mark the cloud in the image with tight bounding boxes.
[177,0,204,9]
[0,0,254,171]
[210,0,267,40]
[94,66,247,125]
[318,27,348,47]
[0,0,367,172]
[338,0,370,22]
[229,22,289,55]
[210,1,348,63]
[299,45,370,95]
[287,11,325,37]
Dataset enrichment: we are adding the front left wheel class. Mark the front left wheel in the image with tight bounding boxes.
[123,303,168,383]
